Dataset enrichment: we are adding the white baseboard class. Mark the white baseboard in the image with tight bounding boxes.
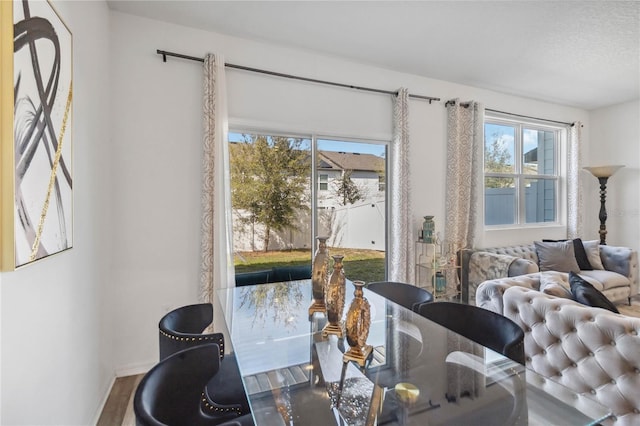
[92,375,116,426]
[115,360,156,378]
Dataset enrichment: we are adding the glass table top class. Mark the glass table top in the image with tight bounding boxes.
[216,280,613,425]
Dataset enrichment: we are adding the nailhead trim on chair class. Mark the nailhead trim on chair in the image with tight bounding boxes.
[159,329,224,358]
[201,392,242,414]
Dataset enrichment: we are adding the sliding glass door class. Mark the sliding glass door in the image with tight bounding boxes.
[228,131,387,283]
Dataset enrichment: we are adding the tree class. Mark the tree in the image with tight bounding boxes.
[332,170,364,206]
[230,134,310,251]
[484,131,514,188]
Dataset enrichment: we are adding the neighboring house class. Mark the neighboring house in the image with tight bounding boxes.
[233,150,386,251]
[317,151,385,209]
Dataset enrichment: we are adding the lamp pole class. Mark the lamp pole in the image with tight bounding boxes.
[596,176,609,245]
[583,165,624,245]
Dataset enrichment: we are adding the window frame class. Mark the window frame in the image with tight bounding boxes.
[318,174,328,191]
[483,114,566,229]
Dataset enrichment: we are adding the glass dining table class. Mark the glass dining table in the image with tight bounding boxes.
[215,280,613,426]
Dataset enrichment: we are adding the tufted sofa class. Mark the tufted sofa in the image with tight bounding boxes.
[460,243,638,309]
[503,286,640,425]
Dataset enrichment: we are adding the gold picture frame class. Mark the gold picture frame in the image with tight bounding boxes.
[1,0,73,271]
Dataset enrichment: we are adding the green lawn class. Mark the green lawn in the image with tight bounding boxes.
[234,248,386,283]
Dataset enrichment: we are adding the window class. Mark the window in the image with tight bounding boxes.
[319,174,328,191]
[228,131,388,283]
[484,117,563,226]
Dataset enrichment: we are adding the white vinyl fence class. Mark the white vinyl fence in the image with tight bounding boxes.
[233,198,385,252]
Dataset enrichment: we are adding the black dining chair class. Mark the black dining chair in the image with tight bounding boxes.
[417,301,525,365]
[134,344,254,426]
[366,281,434,313]
[159,304,250,420]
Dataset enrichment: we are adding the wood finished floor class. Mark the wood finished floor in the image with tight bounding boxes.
[97,374,143,426]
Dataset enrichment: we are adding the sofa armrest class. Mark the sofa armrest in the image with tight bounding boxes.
[509,258,539,276]
[600,245,639,295]
[475,280,512,315]
[475,274,540,315]
[470,251,539,280]
[460,248,539,305]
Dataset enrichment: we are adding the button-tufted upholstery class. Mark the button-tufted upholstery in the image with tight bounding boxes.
[463,244,638,308]
[504,286,640,425]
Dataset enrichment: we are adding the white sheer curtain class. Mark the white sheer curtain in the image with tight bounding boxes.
[388,88,414,283]
[567,122,584,238]
[200,53,234,305]
[444,99,485,251]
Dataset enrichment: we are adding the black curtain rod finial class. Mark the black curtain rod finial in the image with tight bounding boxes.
[156,49,167,62]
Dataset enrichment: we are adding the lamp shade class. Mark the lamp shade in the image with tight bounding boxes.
[583,165,625,178]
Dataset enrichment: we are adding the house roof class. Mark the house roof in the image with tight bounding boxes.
[318,151,384,173]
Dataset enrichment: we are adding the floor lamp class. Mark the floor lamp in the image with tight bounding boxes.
[583,165,624,245]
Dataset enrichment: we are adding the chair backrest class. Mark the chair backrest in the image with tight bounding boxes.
[134,344,221,426]
[158,303,224,361]
[366,281,434,313]
[418,301,525,364]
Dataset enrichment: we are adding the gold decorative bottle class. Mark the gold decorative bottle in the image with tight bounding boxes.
[309,237,330,316]
[322,255,346,338]
[343,280,373,367]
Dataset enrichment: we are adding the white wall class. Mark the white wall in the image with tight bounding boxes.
[1,5,635,424]
[588,100,640,252]
[0,1,113,425]
[108,11,592,373]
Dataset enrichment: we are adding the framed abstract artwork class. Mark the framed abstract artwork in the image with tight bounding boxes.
[1,0,73,271]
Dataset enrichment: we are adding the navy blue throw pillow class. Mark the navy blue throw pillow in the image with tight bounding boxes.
[569,271,619,314]
[572,238,593,271]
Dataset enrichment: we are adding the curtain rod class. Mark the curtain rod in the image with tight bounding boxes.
[487,108,577,127]
[156,49,441,103]
[445,100,578,127]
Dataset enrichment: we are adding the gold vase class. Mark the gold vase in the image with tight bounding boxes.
[343,280,373,366]
[322,255,345,338]
[309,237,330,316]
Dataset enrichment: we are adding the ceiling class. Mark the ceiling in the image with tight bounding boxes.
[107,1,640,110]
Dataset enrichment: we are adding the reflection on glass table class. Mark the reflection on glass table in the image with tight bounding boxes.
[216,280,613,425]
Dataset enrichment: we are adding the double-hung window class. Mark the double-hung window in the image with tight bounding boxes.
[319,174,328,191]
[484,116,564,226]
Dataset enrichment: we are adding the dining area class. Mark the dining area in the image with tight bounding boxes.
[135,277,614,426]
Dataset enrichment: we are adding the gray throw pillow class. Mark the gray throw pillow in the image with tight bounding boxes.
[582,240,604,270]
[534,240,580,273]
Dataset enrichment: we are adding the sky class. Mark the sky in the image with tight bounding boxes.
[485,123,540,165]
